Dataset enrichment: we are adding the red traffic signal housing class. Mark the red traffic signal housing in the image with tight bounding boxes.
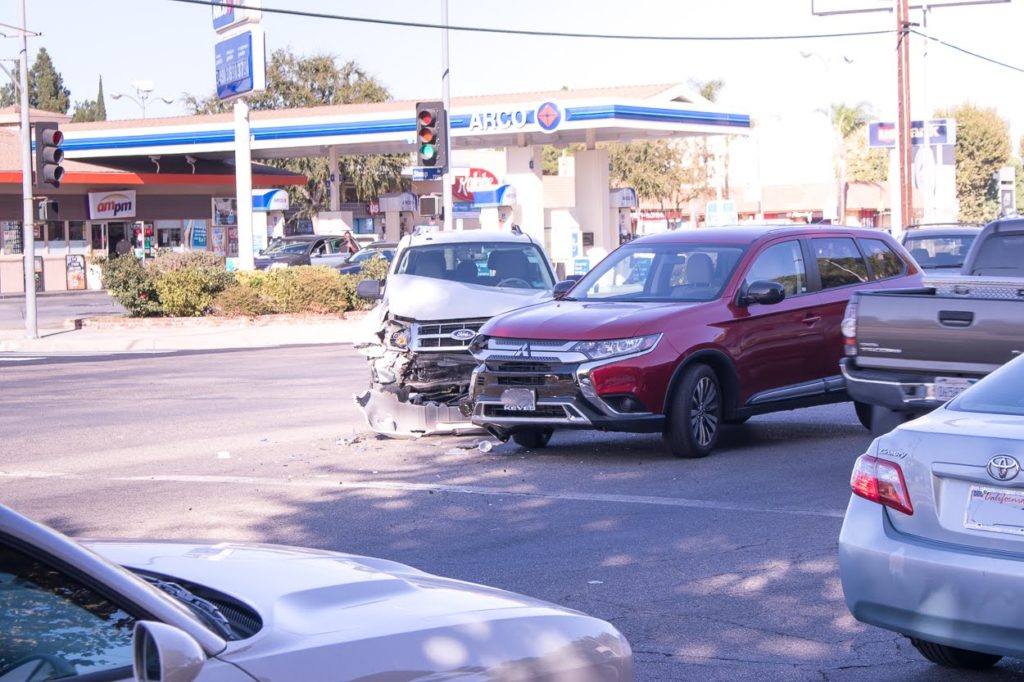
[415,101,447,171]
[34,122,64,190]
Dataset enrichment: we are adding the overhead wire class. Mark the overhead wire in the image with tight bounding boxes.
[910,29,1024,75]
[164,0,892,42]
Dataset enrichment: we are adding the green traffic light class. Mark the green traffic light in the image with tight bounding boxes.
[420,144,436,160]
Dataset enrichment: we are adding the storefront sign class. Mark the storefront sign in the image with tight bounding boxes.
[469,109,530,132]
[88,191,137,220]
[212,0,262,33]
[212,197,237,226]
[215,26,266,101]
[66,255,86,290]
[452,168,499,202]
[191,222,208,249]
[868,119,955,148]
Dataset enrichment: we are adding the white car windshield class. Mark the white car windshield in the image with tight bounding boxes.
[569,243,745,302]
[395,242,554,290]
[263,241,311,255]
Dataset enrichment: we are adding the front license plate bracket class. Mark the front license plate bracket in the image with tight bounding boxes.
[500,388,536,411]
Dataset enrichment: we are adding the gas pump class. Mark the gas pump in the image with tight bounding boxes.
[609,188,638,245]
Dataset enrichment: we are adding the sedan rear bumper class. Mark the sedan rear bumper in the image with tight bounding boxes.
[839,494,1024,659]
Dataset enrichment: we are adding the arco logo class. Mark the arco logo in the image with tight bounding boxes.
[536,101,562,133]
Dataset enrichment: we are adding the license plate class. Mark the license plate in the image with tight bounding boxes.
[500,388,536,411]
[964,486,1024,535]
[933,376,977,401]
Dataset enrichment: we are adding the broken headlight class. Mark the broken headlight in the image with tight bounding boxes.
[385,320,411,350]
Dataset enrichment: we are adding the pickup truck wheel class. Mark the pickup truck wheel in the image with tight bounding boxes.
[512,428,553,449]
[664,364,721,459]
[853,401,873,430]
[909,638,1002,669]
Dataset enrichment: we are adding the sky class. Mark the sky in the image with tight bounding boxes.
[8,0,1024,185]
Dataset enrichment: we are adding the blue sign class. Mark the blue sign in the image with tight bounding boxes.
[191,223,208,249]
[412,167,444,181]
[536,101,562,133]
[573,258,591,276]
[868,119,954,148]
[212,1,235,30]
[215,31,254,100]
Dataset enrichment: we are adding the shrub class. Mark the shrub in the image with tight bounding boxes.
[149,249,225,276]
[260,266,350,314]
[211,283,276,317]
[101,254,161,317]
[359,254,390,282]
[154,266,236,317]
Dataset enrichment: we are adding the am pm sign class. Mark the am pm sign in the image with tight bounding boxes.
[868,119,955,148]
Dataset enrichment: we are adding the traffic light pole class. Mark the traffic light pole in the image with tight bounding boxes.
[441,0,453,231]
[19,0,36,339]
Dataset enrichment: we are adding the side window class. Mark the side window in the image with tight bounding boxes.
[743,240,807,296]
[813,238,869,289]
[0,544,136,678]
[859,238,905,280]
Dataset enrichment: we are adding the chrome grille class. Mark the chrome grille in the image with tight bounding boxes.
[412,318,487,351]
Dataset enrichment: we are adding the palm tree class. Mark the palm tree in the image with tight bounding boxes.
[827,102,873,222]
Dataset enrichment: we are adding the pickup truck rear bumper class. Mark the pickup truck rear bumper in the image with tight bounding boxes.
[840,358,967,413]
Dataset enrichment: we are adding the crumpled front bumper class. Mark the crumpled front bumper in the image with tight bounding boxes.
[354,388,480,438]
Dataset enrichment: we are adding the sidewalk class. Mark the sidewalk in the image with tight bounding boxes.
[0,293,371,353]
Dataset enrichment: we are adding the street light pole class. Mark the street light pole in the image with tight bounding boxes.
[19,0,36,339]
[111,81,174,118]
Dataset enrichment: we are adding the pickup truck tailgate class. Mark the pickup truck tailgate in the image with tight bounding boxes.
[854,278,1024,375]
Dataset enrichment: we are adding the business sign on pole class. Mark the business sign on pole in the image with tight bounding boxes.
[212,0,262,33]
[868,119,956,148]
[812,0,1008,14]
[215,25,266,101]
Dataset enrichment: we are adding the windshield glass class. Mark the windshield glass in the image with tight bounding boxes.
[570,243,745,302]
[353,248,394,263]
[949,357,1024,416]
[902,234,976,270]
[263,241,311,256]
[395,241,554,289]
[967,233,1024,276]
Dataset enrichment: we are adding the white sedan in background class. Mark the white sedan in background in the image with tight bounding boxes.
[839,353,1024,670]
[0,504,633,681]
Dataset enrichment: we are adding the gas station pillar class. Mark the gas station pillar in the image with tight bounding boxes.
[573,149,612,262]
[504,146,544,242]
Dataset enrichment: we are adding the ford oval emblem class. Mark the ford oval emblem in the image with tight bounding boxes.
[451,329,475,341]
[987,455,1021,482]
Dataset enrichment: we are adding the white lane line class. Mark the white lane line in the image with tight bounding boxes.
[0,356,38,362]
[0,470,844,519]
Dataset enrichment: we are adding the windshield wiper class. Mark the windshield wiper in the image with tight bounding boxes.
[142,575,235,639]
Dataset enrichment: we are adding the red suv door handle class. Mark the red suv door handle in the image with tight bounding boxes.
[801,315,821,326]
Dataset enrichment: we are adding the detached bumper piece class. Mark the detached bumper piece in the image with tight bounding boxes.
[355,388,480,438]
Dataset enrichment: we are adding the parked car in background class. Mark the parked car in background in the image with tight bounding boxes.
[354,228,558,438]
[336,240,398,275]
[0,502,633,681]
[839,353,1024,670]
[469,225,922,456]
[900,223,981,273]
[843,218,1024,432]
[254,235,349,270]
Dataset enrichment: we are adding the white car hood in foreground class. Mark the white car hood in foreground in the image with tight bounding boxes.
[384,274,551,321]
[88,540,632,682]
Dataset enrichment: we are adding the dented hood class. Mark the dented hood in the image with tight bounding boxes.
[384,274,550,321]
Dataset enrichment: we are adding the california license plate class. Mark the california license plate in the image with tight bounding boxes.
[933,376,976,401]
[500,388,536,411]
[964,486,1024,535]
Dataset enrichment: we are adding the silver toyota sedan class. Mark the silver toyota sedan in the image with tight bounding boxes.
[839,353,1024,670]
[0,504,633,682]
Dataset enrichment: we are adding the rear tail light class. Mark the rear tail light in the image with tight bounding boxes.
[841,298,858,357]
[851,454,914,515]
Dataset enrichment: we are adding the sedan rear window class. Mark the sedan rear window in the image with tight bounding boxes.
[949,358,1024,417]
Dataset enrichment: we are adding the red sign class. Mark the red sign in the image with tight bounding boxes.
[452,168,499,202]
[368,201,380,215]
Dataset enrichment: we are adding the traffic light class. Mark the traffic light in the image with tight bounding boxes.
[34,122,64,190]
[36,200,59,221]
[415,101,447,171]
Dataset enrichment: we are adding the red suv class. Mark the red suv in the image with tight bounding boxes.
[468,226,922,457]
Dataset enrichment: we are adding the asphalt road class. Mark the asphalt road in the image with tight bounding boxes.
[2,345,1022,681]
[0,290,125,330]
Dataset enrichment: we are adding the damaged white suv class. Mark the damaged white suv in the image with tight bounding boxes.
[354,228,557,437]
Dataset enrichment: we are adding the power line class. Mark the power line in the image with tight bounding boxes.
[911,28,1024,75]
[166,0,893,42]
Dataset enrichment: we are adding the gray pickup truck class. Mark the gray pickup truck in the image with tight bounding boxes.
[842,217,1024,431]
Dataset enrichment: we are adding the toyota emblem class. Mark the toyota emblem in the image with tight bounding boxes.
[987,455,1021,482]
[450,329,475,342]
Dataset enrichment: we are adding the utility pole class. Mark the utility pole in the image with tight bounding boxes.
[19,0,36,339]
[441,0,453,231]
[895,0,914,230]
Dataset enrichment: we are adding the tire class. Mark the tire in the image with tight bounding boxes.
[909,638,1002,670]
[853,401,873,430]
[663,364,721,459]
[511,428,553,449]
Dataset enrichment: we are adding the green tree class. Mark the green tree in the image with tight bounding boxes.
[608,141,683,229]
[934,104,1011,222]
[0,47,71,113]
[829,102,884,219]
[186,49,405,217]
[71,77,108,122]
